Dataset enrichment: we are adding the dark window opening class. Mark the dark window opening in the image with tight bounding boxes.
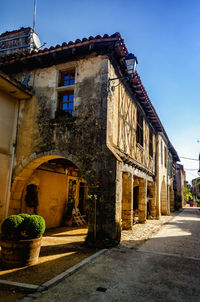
[149,130,153,157]
[25,184,38,213]
[164,146,167,168]
[136,110,143,146]
[133,186,139,210]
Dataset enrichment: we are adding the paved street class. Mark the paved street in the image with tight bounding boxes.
[30,207,200,302]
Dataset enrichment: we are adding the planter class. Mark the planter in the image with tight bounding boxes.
[0,237,42,268]
[190,202,194,207]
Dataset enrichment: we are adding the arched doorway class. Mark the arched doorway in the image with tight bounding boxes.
[9,155,88,229]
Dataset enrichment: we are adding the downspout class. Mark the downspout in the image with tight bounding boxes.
[4,99,20,218]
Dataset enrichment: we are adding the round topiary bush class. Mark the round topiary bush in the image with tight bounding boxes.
[19,215,46,239]
[1,215,24,240]
[1,214,46,240]
[18,213,31,219]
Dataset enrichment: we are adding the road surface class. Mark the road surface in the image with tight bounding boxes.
[32,207,200,302]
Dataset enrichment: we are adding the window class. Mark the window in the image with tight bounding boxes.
[58,70,75,115]
[149,130,153,157]
[60,71,75,86]
[164,146,167,168]
[161,141,163,165]
[136,110,143,147]
[59,92,74,115]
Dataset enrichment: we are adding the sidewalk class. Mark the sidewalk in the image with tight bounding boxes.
[121,211,178,248]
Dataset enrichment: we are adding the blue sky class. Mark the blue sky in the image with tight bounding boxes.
[1,0,200,181]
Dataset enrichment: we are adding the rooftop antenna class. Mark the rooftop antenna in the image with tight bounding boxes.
[33,0,37,32]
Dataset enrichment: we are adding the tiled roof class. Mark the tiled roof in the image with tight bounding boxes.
[0,31,179,160]
[0,32,128,64]
[0,27,32,38]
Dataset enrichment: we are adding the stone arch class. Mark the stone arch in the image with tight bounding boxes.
[160,179,167,215]
[8,151,86,228]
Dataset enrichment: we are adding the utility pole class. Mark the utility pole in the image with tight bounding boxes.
[33,0,37,31]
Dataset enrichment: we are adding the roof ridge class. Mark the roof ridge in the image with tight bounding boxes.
[0,27,32,38]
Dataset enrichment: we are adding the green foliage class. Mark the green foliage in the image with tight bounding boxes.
[1,215,24,240]
[18,213,31,219]
[196,199,200,204]
[182,186,193,202]
[1,214,45,240]
[19,215,46,239]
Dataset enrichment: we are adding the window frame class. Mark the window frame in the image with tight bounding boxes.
[136,109,143,147]
[60,70,75,87]
[57,69,75,116]
[59,91,74,115]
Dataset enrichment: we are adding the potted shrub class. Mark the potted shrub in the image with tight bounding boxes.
[0,214,45,268]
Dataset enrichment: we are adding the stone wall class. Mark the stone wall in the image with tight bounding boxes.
[9,54,121,244]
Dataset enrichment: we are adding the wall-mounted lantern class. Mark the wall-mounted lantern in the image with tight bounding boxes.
[109,53,138,82]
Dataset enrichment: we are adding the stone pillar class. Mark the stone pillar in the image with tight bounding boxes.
[170,185,174,212]
[138,178,147,223]
[150,183,156,218]
[122,172,133,230]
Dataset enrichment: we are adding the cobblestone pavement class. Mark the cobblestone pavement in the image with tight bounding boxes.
[121,211,178,248]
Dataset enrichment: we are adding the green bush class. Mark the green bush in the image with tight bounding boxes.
[1,214,45,240]
[1,215,24,240]
[18,213,31,219]
[19,215,45,239]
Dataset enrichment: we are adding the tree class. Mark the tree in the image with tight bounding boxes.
[182,186,193,203]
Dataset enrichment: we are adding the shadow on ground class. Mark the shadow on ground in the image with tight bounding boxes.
[0,225,99,301]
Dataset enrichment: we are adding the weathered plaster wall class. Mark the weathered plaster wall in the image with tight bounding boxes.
[0,90,18,223]
[21,167,67,228]
[10,54,120,243]
[156,134,169,217]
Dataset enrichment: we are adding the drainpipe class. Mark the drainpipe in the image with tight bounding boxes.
[4,99,20,218]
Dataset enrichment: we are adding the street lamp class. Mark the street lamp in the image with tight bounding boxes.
[124,53,138,77]
[109,53,138,81]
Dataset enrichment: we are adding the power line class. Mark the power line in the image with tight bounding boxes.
[186,171,198,178]
[179,156,198,161]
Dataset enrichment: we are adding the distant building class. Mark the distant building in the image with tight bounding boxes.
[192,177,200,201]
[175,163,186,209]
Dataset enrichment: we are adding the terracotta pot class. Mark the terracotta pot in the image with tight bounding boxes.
[0,237,42,268]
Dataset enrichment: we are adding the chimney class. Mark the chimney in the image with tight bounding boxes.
[0,27,41,58]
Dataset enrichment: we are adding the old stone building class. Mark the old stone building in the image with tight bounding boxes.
[0,28,179,245]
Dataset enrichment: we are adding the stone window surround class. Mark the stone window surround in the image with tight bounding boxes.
[56,68,76,115]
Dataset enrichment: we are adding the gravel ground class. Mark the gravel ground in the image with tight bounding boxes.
[121,211,178,248]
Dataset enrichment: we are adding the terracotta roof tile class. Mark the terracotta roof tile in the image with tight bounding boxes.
[0,31,177,153]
